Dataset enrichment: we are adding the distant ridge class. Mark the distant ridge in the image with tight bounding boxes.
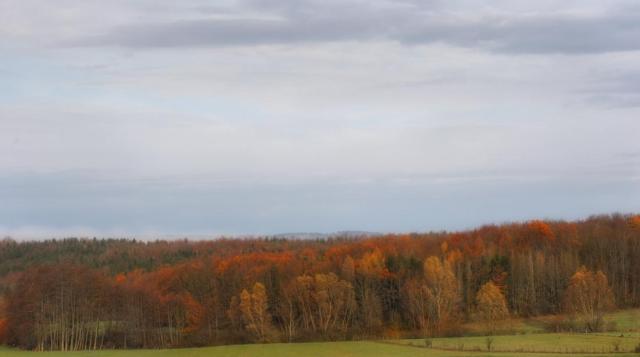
[270,231,381,239]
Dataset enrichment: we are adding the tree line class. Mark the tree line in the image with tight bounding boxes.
[0,214,638,350]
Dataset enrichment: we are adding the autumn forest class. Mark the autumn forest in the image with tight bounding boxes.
[0,214,639,351]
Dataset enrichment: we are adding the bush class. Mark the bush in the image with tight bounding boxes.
[0,318,7,344]
[605,321,617,332]
[424,337,433,348]
[545,315,578,332]
[611,340,620,352]
[424,337,432,348]
[485,336,494,351]
[634,342,640,353]
[382,327,401,339]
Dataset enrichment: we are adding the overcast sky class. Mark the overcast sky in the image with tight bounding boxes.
[1,0,639,238]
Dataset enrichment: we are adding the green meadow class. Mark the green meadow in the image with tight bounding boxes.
[1,310,639,357]
[0,339,638,357]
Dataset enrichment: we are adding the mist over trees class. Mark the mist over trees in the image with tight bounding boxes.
[0,214,638,350]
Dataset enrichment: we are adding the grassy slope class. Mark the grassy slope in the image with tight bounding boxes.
[0,309,638,356]
[392,308,640,354]
[607,309,640,331]
[1,341,639,357]
[462,308,640,336]
[396,333,640,353]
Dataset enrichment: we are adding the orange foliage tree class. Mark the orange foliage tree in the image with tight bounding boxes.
[563,266,615,332]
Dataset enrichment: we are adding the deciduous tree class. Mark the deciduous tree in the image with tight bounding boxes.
[239,283,274,342]
[476,281,509,333]
[563,266,615,332]
[423,256,459,334]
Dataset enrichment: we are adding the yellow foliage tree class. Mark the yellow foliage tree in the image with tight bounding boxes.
[563,266,615,332]
[476,281,509,333]
[358,248,386,277]
[288,273,356,337]
[341,256,355,282]
[423,256,459,334]
[239,282,274,342]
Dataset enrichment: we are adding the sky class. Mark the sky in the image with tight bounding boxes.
[1,0,639,238]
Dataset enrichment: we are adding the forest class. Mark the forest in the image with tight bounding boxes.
[0,214,638,351]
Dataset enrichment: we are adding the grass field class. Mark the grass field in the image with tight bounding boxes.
[462,309,640,336]
[1,309,638,356]
[607,309,640,331]
[394,333,640,354]
[2,340,640,357]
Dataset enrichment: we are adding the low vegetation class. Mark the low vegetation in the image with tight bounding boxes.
[1,336,640,357]
[0,305,638,355]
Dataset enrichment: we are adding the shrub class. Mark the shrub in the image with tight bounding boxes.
[611,340,620,352]
[545,315,578,332]
[0,318,7,344]
[485,336,494,351]
[382,327,401,339]
[424,337,432,348]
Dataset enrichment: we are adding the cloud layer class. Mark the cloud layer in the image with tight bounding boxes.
[1,0,639,237]
[62,1,640,54]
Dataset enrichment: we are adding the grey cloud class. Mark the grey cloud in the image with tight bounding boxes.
[580,71,640,108]
[585,94,640,109]
[401,12,640,54]
[71,1,640,54]
[79,18,375,48]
